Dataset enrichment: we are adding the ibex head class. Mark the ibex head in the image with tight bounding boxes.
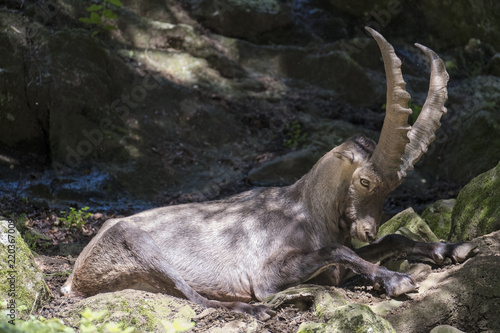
[308,27,449,243]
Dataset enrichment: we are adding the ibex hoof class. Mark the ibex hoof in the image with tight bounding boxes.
[450,242,479,264]
[378,269,418,298]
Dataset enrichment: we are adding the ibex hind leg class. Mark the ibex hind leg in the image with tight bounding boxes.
[67,220,275,320]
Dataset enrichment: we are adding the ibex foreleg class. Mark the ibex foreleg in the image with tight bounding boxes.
[277,244,417,297]
[355,234,479,265]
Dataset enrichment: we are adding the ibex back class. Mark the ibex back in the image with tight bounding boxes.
[62,28,477,320]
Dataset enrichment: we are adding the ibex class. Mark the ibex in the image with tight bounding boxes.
[62,28,477,320]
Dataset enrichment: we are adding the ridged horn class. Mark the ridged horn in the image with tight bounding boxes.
[365,27,449,189]
[365,27,412,188]
[400,44,449,176]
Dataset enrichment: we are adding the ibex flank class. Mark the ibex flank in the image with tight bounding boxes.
[62,27,477,320]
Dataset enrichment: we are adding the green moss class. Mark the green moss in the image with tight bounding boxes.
[421,199,456,240]
[449,162,500,241]
[378,208,439,243]
[328,304,396,333]
[0,220,50,320]
[60,289,197,333]
[314,290,348,321]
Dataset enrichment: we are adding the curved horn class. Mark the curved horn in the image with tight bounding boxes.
[400,44,449,176]
[365,27,412,188]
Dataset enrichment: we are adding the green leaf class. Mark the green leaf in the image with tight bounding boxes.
[90,12,102,24]
[105,25,117,30]
[103,9,118,19]
[91,30,100,37]
[105,0,124,7]
[79,12,102,24]
[86,4,103,12]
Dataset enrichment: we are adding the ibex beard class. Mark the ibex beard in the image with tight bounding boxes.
[61,28,478,320]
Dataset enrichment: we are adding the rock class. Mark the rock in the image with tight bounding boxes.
[0,220,50,320]
[248,119,377,186]
[299,303,396,333]
[486,53,500,77]
[0,13,49,161]
[209,319,259,333]
[430,325,465,333]
[417,0,500,48]
[187,0,293,41]
[449,162,500,241]
[58,289,198,332]
[378,207,439,243]
[385,230,500,333]
[267,286,395,333]
[425,76,500,184]
[421,199,455,240]
[248,149,318,186]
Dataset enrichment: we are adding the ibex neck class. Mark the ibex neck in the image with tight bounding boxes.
[291,152,354,243]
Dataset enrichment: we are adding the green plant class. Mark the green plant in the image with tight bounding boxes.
[23,232,39,250]
[283,121,307,149]
[381,100,423,125]
[408,100,423,125]
[60,207,92,229]
[0,315,74,333]
[79,0,124,37]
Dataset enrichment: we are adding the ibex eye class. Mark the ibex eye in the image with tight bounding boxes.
[360,179,370,188]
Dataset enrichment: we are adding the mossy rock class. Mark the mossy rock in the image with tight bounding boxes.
[0,220,51,320]
[421,199,456,240]
[58,289,198,333]
[299,303,396,333]
[378,208,439,243]
[449,161,500,241]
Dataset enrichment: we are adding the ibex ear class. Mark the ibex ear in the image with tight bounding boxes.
[334,150,355,164]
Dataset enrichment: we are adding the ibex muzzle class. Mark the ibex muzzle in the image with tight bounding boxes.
[62,28,477,320]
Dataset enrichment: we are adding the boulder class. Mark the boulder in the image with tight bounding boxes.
[58,289,198,332]
[421,199,455,241]
[0,220,50,320]
[449,161,500,241]
[248,119,377,186]
[425,76,500,185]
[378,207,439,243]
[385,231,500,333]
[266,286,396,333]
[187,0,293,40]
[298,303,396,333]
